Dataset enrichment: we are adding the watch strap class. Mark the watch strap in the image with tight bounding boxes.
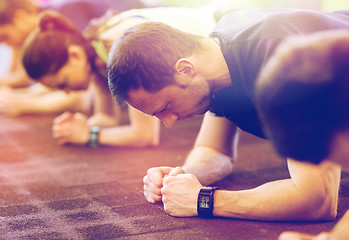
[197,186,218,218]
[88,126,100,147]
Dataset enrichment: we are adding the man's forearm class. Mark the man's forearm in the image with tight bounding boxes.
[213,162,341,221]
[182,146,234,186]
[213,179,323,221]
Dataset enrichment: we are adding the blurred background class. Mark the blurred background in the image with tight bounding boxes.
[0,0,347,74]
[141,0,347,12]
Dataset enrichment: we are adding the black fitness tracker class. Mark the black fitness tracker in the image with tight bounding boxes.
[88,126,100,147]
[197,186,218,218]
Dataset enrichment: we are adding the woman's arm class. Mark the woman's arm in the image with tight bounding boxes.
[52,105,160,147]
[97,105,160,147]
[0,87,89,116]
[88,74,121,127]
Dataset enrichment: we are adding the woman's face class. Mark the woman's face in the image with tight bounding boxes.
[39,45,91,92]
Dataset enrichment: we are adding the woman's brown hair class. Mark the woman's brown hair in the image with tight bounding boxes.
[22,10,96,80]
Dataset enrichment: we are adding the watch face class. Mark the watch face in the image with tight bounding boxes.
[199,195,210,209]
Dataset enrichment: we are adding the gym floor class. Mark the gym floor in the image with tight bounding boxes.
[0,110,348,240]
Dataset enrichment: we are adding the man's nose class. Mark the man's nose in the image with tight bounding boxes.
[155,112,178,128]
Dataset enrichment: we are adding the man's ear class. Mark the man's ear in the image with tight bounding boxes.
[175,58,196,78]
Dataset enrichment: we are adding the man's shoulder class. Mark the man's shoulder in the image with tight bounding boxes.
[211,8,291,38]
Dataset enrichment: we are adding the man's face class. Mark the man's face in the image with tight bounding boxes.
[127,80,211,128]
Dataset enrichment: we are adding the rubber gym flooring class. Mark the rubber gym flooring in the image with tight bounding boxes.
[0,111,348,240]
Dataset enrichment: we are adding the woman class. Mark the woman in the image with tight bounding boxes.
[22,10,121,129]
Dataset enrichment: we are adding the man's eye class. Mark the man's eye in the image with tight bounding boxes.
[153,104,169,116]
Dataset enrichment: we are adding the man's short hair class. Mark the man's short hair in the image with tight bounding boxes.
[256,30,349,164]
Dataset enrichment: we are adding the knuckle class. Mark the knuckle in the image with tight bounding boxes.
[162,195,167,204]
[164,206,169,213]
[147,167,156,175]
[160,186,166,195]
[154,195,162,202]
[163,205,173,215]
[163,176,170,185]
[143,175,148,184]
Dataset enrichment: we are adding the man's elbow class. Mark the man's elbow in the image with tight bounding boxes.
[294,161,341,221]
[312,189,338,220]
[314,163,341,221]
[302,180,339,221]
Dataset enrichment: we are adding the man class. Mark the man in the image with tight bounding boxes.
[107,9,348,221]
[255,30,349,240]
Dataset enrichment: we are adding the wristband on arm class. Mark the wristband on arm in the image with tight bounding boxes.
[88,126,100,147]
[197,186,218,218]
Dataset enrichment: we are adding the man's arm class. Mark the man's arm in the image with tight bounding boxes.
[161,113,342,221]
[143,112,237,203]
[212,159,340,221]
[182,112,238,185]
[162,157,341,221]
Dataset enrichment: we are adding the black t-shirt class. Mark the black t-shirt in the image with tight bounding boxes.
[209,8,349,139]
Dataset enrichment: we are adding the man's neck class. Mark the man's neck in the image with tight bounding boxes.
[199,38,232,93]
